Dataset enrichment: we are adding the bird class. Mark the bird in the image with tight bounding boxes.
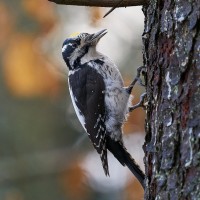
[62,29,145,188]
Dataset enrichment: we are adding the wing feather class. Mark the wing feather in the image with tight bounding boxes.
[68,65,109,175]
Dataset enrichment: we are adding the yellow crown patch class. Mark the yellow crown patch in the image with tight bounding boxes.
[69,32,80,38]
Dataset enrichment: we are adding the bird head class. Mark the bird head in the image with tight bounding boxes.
[62,29,107,69]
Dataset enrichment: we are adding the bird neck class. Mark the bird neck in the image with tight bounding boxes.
[67,46,102,70]
[65,45,89,70]
[79,47,103,65]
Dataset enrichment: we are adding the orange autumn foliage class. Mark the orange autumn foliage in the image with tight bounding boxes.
[60,161,89,200]
[3,34,60,97]
[89,7,103,26]
[0,3,14,48]
[22,0,57,33]
[125,179,144,200]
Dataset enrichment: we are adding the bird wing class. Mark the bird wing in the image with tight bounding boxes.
[68,65,109,175]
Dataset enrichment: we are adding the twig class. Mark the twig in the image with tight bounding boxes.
[48,0,147,7]
[103,0,124,18]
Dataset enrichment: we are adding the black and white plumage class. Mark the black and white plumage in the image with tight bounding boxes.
[62,29,145,188]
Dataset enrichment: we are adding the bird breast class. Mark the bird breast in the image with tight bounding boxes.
[92,57,132,141]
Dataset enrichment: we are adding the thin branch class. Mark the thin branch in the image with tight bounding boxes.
[48,0,147,7]
[103,0,124,18]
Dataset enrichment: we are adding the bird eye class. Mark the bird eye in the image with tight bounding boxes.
[72,43,78,48]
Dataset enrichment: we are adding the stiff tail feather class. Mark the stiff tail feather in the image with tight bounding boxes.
[106,136,145,188]
[100,145,110,176]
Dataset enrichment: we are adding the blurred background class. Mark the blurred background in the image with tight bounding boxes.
[0,0,145,199]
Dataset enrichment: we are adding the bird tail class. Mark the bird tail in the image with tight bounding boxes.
[106,136,145,188]
[100,147,110,176]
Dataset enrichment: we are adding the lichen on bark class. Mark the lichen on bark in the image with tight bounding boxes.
[143,0,200,199]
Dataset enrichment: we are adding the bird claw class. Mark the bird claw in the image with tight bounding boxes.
[126,66,146,94]
[129,93,147,112]
[137,66,146,87]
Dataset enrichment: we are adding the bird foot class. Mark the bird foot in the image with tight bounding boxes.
[129,93,147,112]
[126,66,146,94]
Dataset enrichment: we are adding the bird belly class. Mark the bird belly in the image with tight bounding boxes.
[91,57,132,141]
[104,82,132,141]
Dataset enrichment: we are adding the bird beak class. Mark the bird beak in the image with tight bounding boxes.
[85,29,107,45]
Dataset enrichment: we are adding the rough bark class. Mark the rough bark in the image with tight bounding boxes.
[48,0,147,7]
[143,0,200,199]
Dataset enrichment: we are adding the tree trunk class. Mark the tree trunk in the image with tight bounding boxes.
[143,0,200,199]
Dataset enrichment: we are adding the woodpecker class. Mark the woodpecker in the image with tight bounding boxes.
[62,29,145,188]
